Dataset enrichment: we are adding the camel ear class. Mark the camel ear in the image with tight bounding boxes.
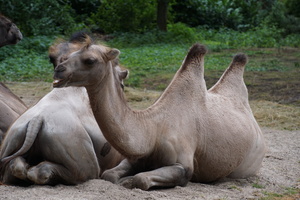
[119,69,129,80]
[106,48,120,61]
[115,65,129,80]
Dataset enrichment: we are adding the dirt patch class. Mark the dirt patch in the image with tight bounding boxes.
[0,127,299,200]
[3,82,52,107]
[1,82,299,199]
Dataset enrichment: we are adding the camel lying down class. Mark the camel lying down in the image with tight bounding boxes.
[53,38,266,190]
[0,87,123,185]
[0,34,124,185]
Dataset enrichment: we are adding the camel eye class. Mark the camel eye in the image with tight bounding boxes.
[83,58,97,65]
[5,23,12,31]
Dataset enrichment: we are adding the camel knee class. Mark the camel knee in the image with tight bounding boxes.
[177,164,192,187]
[9,157,29,180]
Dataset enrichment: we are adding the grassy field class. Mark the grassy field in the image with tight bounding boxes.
[1,33,299,131]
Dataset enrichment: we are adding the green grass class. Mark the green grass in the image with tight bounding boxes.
[0,35,55,82]
[116,44,187,87]
[252,183,265,189]
[259,187,300,200]
[0,29,299,91]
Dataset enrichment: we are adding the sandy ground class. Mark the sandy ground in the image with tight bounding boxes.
[0,82,299,200]
[0,128,299,200]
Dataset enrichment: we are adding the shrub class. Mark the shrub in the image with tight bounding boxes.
[167,23,198,43]
[90,0,156,33]
[285,0,300,18]
[263,0,300,35]
[0,0,81,36]
[171,0,243,30]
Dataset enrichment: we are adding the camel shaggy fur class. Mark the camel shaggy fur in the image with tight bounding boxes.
[0,34,124,185]
[0,14,22,47]
[53,38,266,190]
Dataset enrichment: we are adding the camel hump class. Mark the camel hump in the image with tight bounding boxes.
[231,53,248,68]
[188,43,207,58]
[181,43,207,70]
[209,53,249,100]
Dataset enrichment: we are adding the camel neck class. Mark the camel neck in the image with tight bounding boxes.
[85,68,155,158]
[85,56,207,159]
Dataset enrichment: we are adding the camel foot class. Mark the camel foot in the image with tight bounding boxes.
[117,176,134,189]
[27,163,53,185]
[117,174,151,190]
[132,173,151,190]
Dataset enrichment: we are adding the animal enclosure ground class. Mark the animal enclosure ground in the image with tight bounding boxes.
[0,82,299,199]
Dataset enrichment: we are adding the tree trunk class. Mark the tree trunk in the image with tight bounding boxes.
[157,0,168,31]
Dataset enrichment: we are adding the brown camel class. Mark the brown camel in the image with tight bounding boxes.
[0,14,22,47]
[0,83,27,142]
[0,33,124,185]
[0,15,26,141]
[53,38,266,190]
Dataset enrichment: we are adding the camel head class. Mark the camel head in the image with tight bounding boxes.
[0,15,23,47]
[53,35,127,88]
[48,41,83,69]
[48,32,91,69]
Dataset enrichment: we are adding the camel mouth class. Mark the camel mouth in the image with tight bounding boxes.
[53,75,71,88]
[53,79,66,88]
[53,72,73,88]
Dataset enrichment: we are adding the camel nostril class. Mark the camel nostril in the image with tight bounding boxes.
[55,65,66,73]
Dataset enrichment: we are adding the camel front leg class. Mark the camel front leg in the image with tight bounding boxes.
[119,163,192,190]
[101,159,133,183]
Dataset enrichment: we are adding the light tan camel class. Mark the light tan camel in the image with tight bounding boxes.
[0,33,124,185]
[53,38,266,190]
[0,14,22,47]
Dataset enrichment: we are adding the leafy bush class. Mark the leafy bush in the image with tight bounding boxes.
[90,0,156,33]
[109,23,299,50]
[263,0,300,35]
[107,23,199,48]
[172,0,243,30]
[281,34,300,47]
[108,30,168,48]
[0,0,82,36]
[285,0,300,18]
[167,23,199,43]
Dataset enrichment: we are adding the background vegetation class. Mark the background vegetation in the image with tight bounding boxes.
[0,0,299,104]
